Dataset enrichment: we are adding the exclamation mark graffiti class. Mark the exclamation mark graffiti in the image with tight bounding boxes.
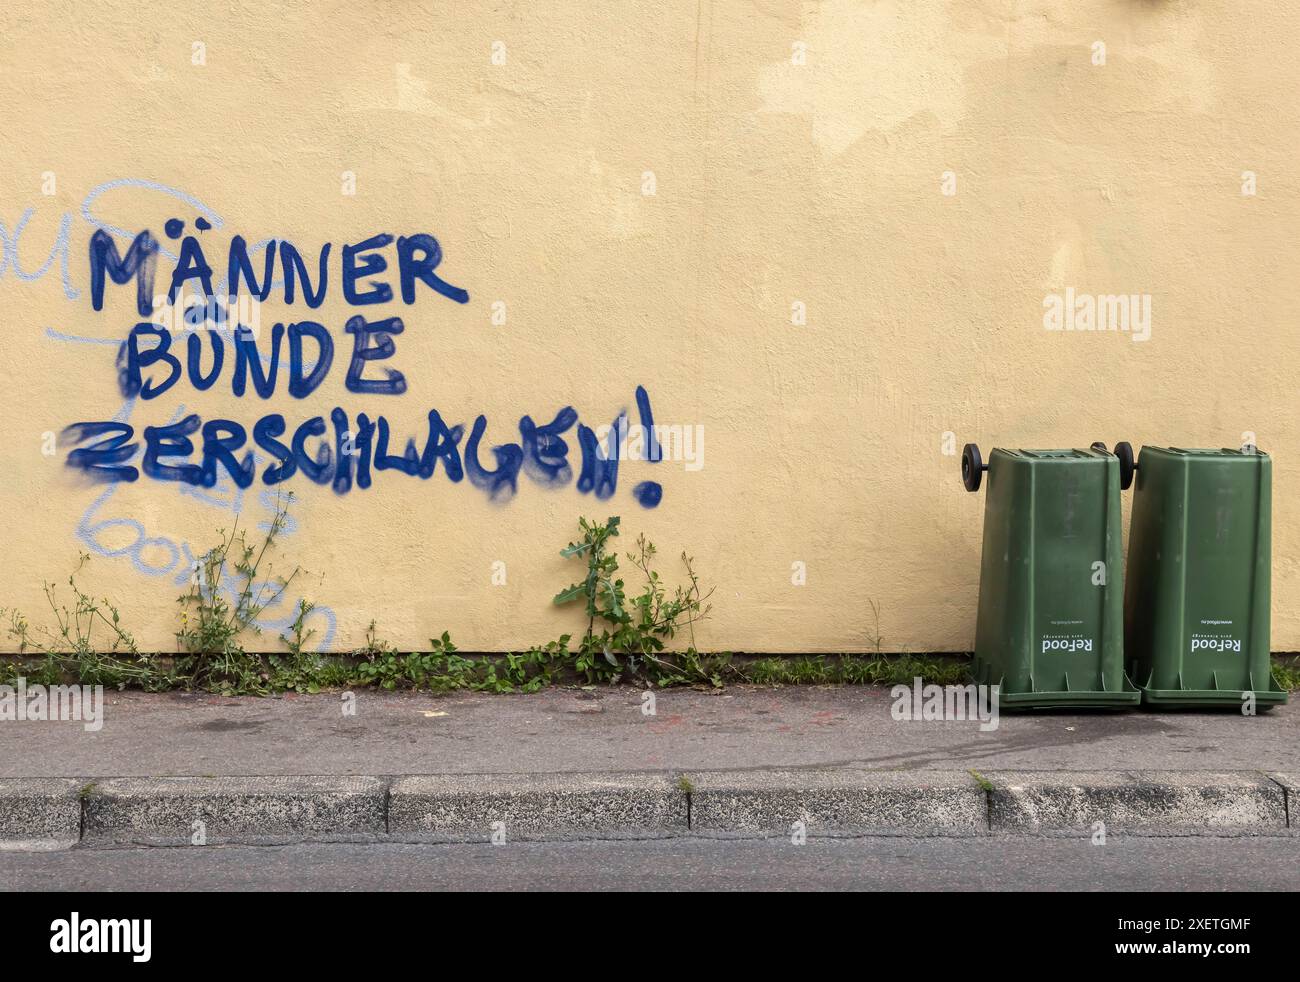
[633,384,663,508]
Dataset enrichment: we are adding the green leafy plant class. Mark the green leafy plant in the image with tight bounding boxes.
[349,620,407,690]
[280,598,318,660]
[552,516,715,684]
[347,627,564,693]
[352,627,470,691]
[266,598,324,692]
[1,511,1112,700]
[741,652,968,687]
[1,555,167,689]
[502,637,572,692]
[175,492,300,693]
[1271,654,1300,692]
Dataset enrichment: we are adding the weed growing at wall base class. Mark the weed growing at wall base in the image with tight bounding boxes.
[550,516,722,686]
[5,505,1297,696]
[175,491,302,693]
[740,653,968,687]
[1271,654,1300,691]
[1,555,171,690]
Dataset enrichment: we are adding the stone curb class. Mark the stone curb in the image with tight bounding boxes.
[389,773,687,841]
[0,770,1293,848]
[687,769,987,836]
[984,771,1289,836]
[81,776,387,845]
[0,778,84,850]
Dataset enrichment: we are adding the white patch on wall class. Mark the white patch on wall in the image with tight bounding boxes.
[394,63,488,129]
[583,154,644,239]
[756,0,973,160]
[756,0,1218,161]
[1045,239,1083,293]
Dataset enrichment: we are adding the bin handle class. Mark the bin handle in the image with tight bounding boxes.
[1091,442,1137,490]
[961,443,987,492]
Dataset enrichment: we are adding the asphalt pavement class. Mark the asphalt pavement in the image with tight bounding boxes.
[3,836,1298,891]
[5,686,1296,777]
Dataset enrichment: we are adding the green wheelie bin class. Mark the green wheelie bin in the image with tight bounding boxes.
[1123,445,1286,708]
[961,443,1140,709]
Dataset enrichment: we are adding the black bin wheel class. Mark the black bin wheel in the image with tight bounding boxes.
[1090,442,1108,453]
[1114,441,1136,490]
[961,443,985,492]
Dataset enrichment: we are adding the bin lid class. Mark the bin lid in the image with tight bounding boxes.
[998,448,1107,459]
[1147,446,1268,458]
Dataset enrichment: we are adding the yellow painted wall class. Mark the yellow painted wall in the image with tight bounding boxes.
[1,1,1296,653]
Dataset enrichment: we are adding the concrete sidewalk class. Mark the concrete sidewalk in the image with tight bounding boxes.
[2,687,1297,847]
